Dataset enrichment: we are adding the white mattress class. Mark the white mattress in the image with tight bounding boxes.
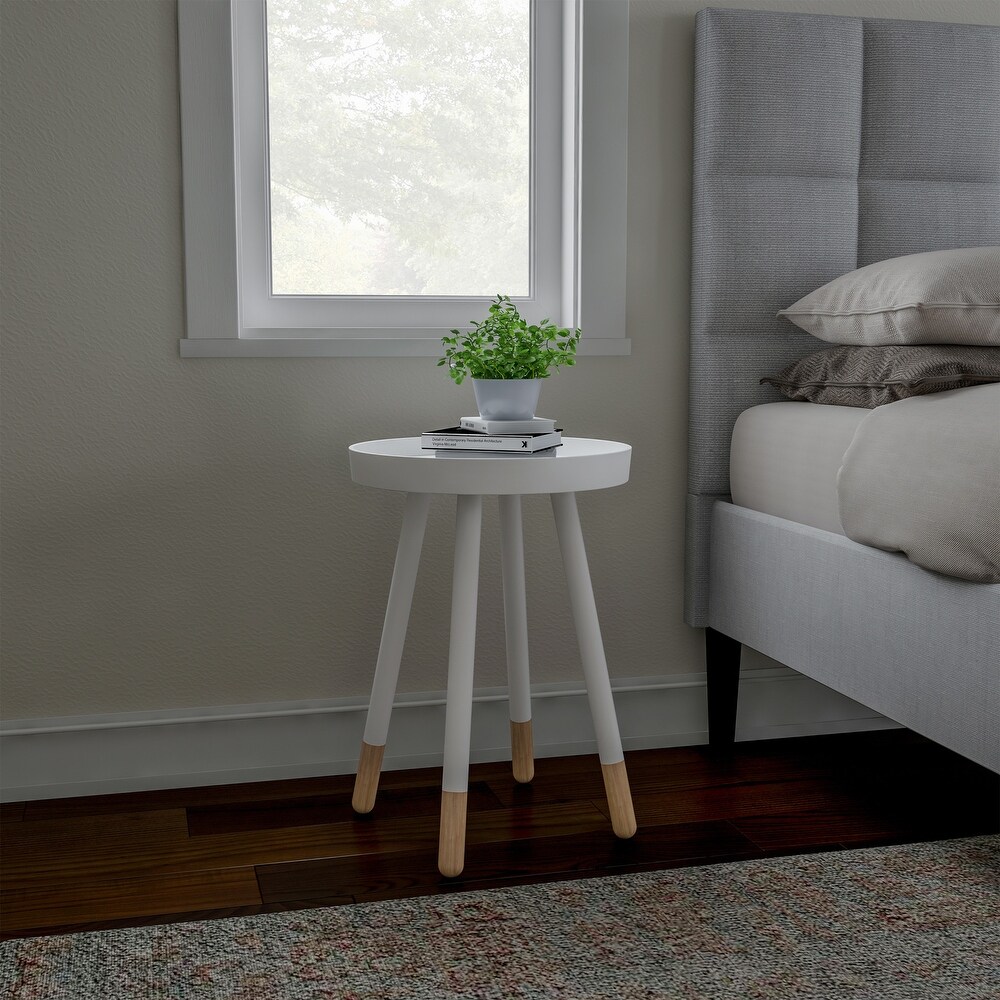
[729,402,867,536]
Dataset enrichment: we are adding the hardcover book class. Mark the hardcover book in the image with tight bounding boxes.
[459,416,558,434]
[421,427,562,453]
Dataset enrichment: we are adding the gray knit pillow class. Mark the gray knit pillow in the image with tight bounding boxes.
[762,345,1000,408]
[777,247,1000,346]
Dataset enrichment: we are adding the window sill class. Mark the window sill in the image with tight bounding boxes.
[179,338,632,359]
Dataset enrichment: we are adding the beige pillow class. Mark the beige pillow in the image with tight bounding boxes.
[777,247,1000,346]
[761,345,1000,408]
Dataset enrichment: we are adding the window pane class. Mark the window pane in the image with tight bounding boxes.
[265,0,531,297]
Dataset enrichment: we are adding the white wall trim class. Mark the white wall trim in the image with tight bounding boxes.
[0,667,898,802]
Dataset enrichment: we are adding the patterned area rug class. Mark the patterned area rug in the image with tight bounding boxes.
[2,836,998,1000]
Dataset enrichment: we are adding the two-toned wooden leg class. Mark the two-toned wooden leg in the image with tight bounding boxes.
[500,495,534,784]
[551,491,637,839]
[352,492,431,815]
[438,494,483,877]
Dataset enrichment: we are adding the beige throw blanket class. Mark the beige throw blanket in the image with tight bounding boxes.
[837,384,1000,583]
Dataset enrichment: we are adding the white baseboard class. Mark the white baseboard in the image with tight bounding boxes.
[0,667,899,802]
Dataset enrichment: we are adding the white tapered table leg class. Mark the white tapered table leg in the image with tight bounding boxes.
[438,493,483,878]
[353,492,431,815]
[499,494,534,783]
[551,491,637,839]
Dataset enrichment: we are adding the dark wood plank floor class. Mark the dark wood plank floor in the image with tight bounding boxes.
[2,729,997,940]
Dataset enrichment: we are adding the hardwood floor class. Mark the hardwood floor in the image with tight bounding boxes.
[2,729,997,940]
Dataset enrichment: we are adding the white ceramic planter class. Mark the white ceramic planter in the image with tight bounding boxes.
[472,378,542,421]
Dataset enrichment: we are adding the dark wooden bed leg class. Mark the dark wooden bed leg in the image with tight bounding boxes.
[706,627,741,747]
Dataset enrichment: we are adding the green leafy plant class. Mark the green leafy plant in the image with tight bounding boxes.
[438,295,581,385]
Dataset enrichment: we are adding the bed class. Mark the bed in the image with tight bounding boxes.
[686,7,1000,773]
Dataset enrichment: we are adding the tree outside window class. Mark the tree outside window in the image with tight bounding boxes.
[266,0,531,298]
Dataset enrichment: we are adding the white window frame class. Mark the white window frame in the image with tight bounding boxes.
[177,0,629,358]
[238,0,560,332]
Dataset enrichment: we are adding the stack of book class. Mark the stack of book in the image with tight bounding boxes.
[421,416,562,456]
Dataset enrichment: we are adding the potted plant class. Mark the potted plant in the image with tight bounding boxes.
[438,295,582,420]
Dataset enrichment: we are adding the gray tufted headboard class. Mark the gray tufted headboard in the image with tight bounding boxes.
[685,7,1000,626]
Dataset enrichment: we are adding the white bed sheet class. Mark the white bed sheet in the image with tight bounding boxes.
[729,402,867,536]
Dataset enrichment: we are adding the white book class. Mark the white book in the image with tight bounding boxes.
[421,427,562,452]
[459,416,558,434]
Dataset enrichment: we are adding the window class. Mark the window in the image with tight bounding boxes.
[266,0,532,299]
[178,0,628,358]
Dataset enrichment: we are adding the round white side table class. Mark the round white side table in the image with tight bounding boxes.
[348,437,637,877]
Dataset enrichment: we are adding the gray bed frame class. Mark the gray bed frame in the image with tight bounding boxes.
[687,7,1000,772]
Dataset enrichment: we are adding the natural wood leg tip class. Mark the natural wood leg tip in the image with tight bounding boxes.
[352,741,385,815]
[601,759,637,840]
[510,720,535,784]
[612,815,638,839]
[438,790,468,878]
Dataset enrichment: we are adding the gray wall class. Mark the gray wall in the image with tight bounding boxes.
[3,0,998,721]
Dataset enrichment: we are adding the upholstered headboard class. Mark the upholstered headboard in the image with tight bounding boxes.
[685,7,1000,626]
